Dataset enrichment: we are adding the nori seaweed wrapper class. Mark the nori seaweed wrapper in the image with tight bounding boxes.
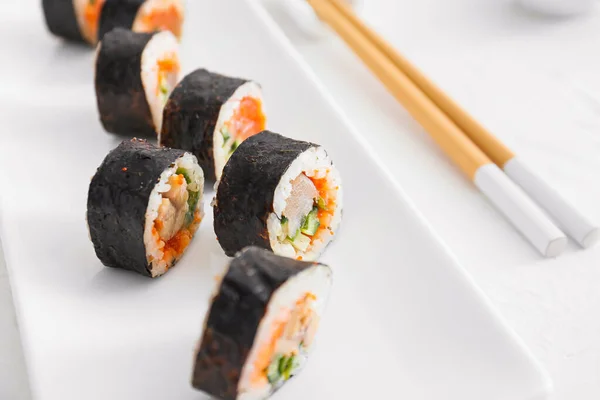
[87,138,185,277]
[160,68,249,181]
[191,246,327,399]
[95,28,156,137]
[213,131,315,257]
[98,0,145,42]
[42,0,85,43]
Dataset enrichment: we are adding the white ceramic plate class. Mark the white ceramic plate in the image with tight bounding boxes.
[0,0,552,399]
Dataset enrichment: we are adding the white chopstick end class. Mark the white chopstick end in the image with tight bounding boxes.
[475,164,567,258]
[582,228,600,249]
[545,237,568,258]
[504,157,599,250]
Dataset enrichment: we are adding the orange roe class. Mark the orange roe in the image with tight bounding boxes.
[309,177,336,240]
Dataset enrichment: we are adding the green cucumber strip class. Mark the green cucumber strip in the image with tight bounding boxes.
[316,197,328,211]
[299,214,307,230]
[160,84,169,95]
[221,128,231,147]
[287,233,310,252]
[267,353,297,384]
[229,140,239,155]
[266,356,282,384]
[277,356,286,375]
[280,355,296,380]
[175,168,191,184]
[281,217,290,235]
[286,224,301,242]
[172,168,199,225]
[301,207,320,236]
[185,190,200,225]
[278,217,289,241]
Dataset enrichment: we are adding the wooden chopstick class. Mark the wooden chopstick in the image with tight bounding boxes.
[306,0,569,256]
[324,0,514,167]
[316,0,599,249]
[308,0,489,180]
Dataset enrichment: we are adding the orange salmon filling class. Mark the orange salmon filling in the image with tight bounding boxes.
[157,55,179,74]
[83,0,105,43]
[219,96,266,162]
[250,293,318,387]
[136,2,184,39]
[156,53,180,98]
[228,97,267,142]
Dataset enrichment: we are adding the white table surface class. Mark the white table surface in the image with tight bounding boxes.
[1,1,599,399]
[261,0,600,399]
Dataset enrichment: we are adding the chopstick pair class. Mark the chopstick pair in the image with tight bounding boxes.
[306,0,599,257]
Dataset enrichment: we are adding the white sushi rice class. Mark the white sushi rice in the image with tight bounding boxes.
[140,30,180,135]
[237,264,332,400]
[212,81,263,181]
[143,152,204,277]
[266,147,343,261]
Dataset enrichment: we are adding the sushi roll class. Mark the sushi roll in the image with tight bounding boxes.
[87,138,204,278]
[192,246,332,400]
[98,0,185,43]
[160,68,267,181]
[43,0,184,46]
[213,131,343,261]
[42,0,101,43]
[95,28,180,137]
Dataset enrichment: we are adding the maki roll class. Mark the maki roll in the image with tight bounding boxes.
[98,0,185,43]
[95,28,180,137]
[87,138,204,278]
[160,68,267,181]
[42,0,103,44]
[214,131,343,261]
[192,246,332,400]
[42,0,183,45]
